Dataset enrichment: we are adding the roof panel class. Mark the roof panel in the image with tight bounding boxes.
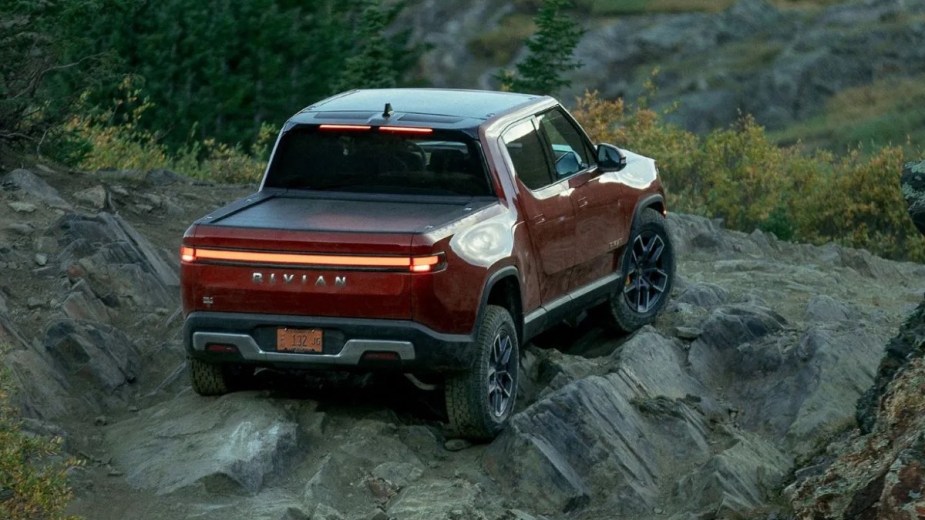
[306,88,541,121]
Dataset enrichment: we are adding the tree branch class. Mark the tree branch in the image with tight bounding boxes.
[10,53,104,101]
[0,131,36,142]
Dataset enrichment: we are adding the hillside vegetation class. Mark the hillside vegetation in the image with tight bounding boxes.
[2,0,923,264]
[574,86,925,261]
[772,74,925,153]
[1,1,924,518]
[53,79,925,262]
[0,354,76,520]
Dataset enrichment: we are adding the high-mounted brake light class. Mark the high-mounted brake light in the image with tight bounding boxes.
[180,246,196,262]
[316,124,433,135]
[318,124,372,131]
[380,126,433,135]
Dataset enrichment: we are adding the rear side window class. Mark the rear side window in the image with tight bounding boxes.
[502,120,553,190]
[264,126,492,197]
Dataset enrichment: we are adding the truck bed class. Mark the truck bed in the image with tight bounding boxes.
[208,192,495,235]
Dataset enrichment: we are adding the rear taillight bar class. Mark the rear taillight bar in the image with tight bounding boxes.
[180,247,444,272]
[410,254,443,272]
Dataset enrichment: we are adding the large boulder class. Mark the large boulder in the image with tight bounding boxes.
[857,298,925,433]
[106,393,300,494]
[689,304,883,454]
[789,358,925,519]
[43,319,140,398]
[3,318,140,420]
[484,330,788,518]
[901,159,925,236]
[55,212,179,309]
[302,417,427,518]
[1,168,71,210]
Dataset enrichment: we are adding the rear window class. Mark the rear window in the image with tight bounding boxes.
[264,126,493,197]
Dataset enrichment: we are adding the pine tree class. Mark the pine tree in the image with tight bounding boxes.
[0,0,101,144]
[41,0,422,150]
[501,0,584,96]
[335,1,398,91]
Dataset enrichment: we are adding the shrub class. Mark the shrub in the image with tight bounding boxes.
[0,350,79,520]
[570,89,925,262]
[571,88,702,214]
[793,146,925,260]
[699,115,789,231]
[62,78,267,184]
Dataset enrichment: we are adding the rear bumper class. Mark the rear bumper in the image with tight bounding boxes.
[183,311,475,372]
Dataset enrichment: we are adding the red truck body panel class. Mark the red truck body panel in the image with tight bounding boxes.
[181,88,667,374]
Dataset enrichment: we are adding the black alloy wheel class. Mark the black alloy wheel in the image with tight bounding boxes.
[623,232,670,313]
[445,305,519,440]
[605,208,675,332]
[487,329,516,418]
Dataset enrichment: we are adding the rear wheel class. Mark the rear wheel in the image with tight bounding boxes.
[445,305,519,441]
[606,208,675,332]
[189,359,254,395]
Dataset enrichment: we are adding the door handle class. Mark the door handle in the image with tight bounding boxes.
[533,215,546,225]
[577,198,589,208]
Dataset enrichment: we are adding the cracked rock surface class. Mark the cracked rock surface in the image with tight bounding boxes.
[1,162,923,519]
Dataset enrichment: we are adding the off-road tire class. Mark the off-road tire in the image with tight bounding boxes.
[189,358,256,395]
[607,208,675,333]
[190,358,229,395]
[445,305,519,441]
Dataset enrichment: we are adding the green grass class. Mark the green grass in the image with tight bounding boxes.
[467,14,536,65]
[772,74,925,154]
[574,0,845,16]
[771,0,847,9]
[575,0,734,15]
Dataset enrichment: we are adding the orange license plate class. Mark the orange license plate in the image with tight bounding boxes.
[276,328,323,353]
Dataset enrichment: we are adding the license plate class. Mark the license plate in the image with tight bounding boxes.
[276,328,323,353]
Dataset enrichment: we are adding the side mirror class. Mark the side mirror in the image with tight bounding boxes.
[555,151,581,177]
[597,143,627,171]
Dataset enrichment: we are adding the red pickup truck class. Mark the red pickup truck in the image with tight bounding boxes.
[180,88,674,439]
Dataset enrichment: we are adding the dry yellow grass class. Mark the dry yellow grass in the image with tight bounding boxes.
[773,74,925,152]
[581,0,846,15]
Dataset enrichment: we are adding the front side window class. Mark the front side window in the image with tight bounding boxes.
[264,126,492,197]
[502,119,553,190]
[537,109,594,178]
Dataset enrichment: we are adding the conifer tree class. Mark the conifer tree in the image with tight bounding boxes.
[335,1,399,91]
[36,0,421,149]
[501,0,584,95]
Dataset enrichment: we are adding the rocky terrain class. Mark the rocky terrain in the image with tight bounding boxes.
[400,0,925,134]
[780,160,925,519]
[1,156,924,519]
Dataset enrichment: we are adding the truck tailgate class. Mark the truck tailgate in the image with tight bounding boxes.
[181,193,486,320]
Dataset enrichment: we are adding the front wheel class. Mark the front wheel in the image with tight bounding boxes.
[606,208,675,332]
[445,305,519,441]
